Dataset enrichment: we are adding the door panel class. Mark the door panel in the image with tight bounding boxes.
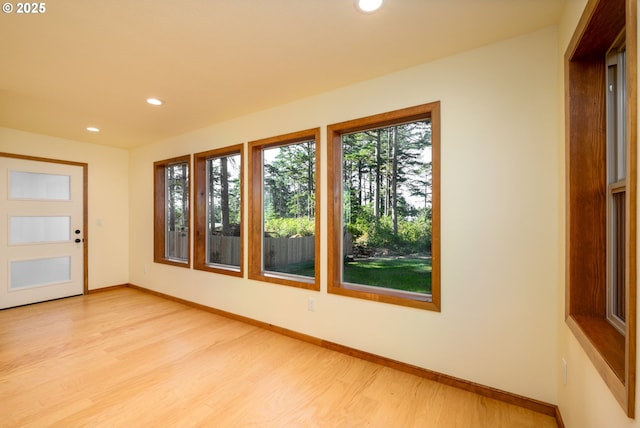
[10,256,71,289]
[0,156,85,309]
[10,216,71,244]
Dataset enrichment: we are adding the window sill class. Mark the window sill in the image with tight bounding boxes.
[343,282,432,302]
[249,271,319,291]
[329,283,440,311]
[567,315,626,404]
[194,263,242,277]
[154,258,190,269]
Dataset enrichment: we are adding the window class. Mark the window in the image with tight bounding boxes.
[248,128,320,290]
[565,0,636,416]
[154,155,191,267]
[327,102,440,311]
[607,37,627,334]
[194,146,243,276]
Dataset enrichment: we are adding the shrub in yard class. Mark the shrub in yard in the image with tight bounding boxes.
[264,217,315,237]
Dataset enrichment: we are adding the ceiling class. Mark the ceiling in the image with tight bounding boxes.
[0,0,565,149]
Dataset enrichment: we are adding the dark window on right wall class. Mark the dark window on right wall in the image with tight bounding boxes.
[565,0,637,416]
[607,37,628,335]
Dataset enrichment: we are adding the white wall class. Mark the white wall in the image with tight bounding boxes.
[555,1,640,427]
[129,26,560,403]
[0,128,130,290]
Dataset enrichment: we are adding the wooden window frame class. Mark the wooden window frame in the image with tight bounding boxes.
[248,128,321,291]
[154,155,191,268]
[327,102,441,311]
[194,145,244,277]
[565,0,637,416]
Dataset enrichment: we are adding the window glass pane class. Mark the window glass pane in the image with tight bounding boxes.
[10,216,70,244]
[165,162,189,261]
[606,42,627,334]
[611,190,626,323]
[618,48,626,181]
[262,140,316,278]
[342,120,432,295]
[10,171,70,200]
[607,47,627,183]
[206,153,241,267]
[607,62,619,182]
[10,256,71,289]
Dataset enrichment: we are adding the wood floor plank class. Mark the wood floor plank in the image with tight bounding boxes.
[0,288,557,427]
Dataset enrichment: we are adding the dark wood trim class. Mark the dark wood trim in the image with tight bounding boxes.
[568,0,625,60]
[325,103,441,135]
[153,155,192,269]
[248,140,263,280]
[566,316,626,400]
[564,0,636,416]
[193,145,244,277]
[625,0,638,414]
[326,102,440,311]
[0,152,89,295]
[126,283,560,422]
[0,152,88,168]
[82,162,89,294]
[570,315,625,380]
[247,128,321,291]
[555,406,566,428]
[565,57,607,317]
[430,103,441,310]
[87,284,129,294]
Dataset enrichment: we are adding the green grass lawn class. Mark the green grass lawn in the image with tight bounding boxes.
[270,257,431,295]
[268,261,315,277]
[344,257,431,294]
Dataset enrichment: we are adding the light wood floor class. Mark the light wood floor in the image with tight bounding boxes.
[0,288,557,428]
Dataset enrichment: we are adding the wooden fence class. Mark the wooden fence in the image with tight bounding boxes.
[209,235,241,266]
[167,232,319,268]
[343,232,353,257]
[167,231,188,260]
[264,236,315,268]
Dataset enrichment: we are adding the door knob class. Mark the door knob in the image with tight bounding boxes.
[75,230,81,234]
[75,238,81,243]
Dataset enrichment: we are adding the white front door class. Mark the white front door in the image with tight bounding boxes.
[0,155,86,309]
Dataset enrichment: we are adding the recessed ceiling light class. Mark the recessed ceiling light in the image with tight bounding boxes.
[86,127,100,133]
[146,97,164,106]
[355,0,383,13]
